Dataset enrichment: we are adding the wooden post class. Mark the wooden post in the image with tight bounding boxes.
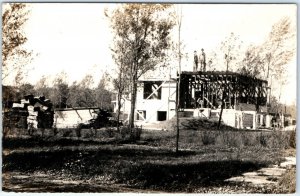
[175,5,182,154]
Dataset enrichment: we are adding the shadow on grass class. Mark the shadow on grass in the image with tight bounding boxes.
[3,147,267,192]
[2,136,141,150]
[120,160,264,191]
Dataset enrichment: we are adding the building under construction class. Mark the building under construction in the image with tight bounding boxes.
[177,71,271,129]
[115,69,279,130]
[178,71,268,110]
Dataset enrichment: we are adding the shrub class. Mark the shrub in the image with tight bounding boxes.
[27,122,36,136]
[227,132,243,148]
[289,130,296,148]
[120,126,130,139]
[130,126,142,141]
[278,167,296,193]
[240,131,256,146]
[201,130,215,145]
[53,127,58,136]
[258,132,267,147]
[62,129,72,137]
[105,127,115,138]
[75,125,82,138]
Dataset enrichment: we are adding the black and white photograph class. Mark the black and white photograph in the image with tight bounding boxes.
[1,2,297,193]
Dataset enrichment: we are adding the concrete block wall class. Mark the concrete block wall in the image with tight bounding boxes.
[221,109,237,127]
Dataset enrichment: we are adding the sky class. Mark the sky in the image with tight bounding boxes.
[2,3,297,104]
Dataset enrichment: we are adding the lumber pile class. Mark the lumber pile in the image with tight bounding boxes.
[4,95,54,129]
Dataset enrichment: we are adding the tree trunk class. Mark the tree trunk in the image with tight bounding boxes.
[116,90,122,132]
[218,91,225,129]
[129,76,137,129]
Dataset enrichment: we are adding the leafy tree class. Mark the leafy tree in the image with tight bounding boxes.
[78,74,96,107]
[68,81,80,107]
[109,4,175,129]
[67,73,113,109]
[110,30,132,129]
[261,17,296,107]
[95,72,113,110]
[237,17,295,83]
[68,76,94,108]
[50,72,69,108]
[2,85,18,110]
[2,3,33,85]
[16,83,35,99]
[237,45,264,78]
[112,68,129,130]
[235,17,296,114]
[35,75,51,98]
[262,16,296,82]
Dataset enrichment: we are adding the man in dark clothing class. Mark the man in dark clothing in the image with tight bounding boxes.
[193,50,199,71]
[199,48,206,71]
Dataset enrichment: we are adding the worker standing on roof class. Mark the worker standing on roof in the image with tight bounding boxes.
[199,48,206,71]
[193,50,199,71]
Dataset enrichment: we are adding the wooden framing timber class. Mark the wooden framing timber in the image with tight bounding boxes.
[178,71,268,110]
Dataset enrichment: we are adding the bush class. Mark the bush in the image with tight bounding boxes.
[105,127,115,138]
[258,133,267,147]
[119,126,131,139]
[227,132,243,148]
[289,130,296,148]
[130,126,142,141]
[62,129,72,137]
[278,167,296,193]
[240,131,256,146]
[75,125,82,138]
[201,131,215,145]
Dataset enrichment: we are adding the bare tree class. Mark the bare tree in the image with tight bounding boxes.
[217,33,243,129]
[174,5,183,154]
[220,32,243,72]
[108,4,175,129]
[206,51,218,71]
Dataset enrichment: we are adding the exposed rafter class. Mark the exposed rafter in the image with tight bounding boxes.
[179,71,268,110]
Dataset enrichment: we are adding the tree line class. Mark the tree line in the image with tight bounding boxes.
[2,72,113,111]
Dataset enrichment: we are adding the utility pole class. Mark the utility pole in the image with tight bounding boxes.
[175,5,182,154]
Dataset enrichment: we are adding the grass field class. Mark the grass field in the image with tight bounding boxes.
[2,118,296,193]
